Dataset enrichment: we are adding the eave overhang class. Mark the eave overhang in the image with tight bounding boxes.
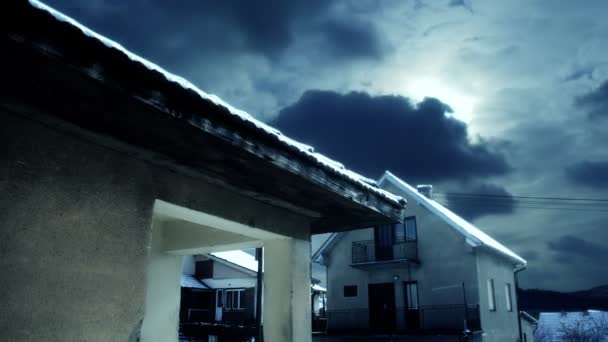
[2,1,406,234]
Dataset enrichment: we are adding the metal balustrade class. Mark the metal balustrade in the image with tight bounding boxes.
[351,239,418,264]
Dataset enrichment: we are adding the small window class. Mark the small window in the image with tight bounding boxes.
[404,282,419,309]
[505,283,513,312]
[344,285,358,297]
[487,279,496,311]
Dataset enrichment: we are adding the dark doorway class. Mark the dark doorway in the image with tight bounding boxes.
[403,281,420,331]
[374,225,394,261]
[368,282,396,332]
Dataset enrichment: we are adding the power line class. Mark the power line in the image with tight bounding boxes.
[435,192,608,202]
[433,195,608,208]
[435,201,608,213]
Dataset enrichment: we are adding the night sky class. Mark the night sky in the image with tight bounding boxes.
[43,0,608,291]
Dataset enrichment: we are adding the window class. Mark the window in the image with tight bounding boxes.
[487,279,496,311]
[395,217,417,241]
[225,289,245,310]
[404,282,419,309]
[505,283,513,312]
[344,285,358,297]
[195,260,213,278]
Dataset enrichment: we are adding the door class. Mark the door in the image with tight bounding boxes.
[374,225,394,261]
[404,281,420,331]
[215,290,223,321]
[368,283,396,332]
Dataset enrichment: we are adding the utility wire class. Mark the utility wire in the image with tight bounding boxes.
[435,192,608,202]
[433,195,608,208]
[435,200,608,213]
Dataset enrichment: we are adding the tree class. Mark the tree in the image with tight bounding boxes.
[558,314,608,342]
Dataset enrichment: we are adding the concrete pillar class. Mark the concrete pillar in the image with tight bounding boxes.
[263,238,312,342]
[140,220,183,342]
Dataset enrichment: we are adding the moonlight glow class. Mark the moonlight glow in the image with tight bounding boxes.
[407,78,476,124]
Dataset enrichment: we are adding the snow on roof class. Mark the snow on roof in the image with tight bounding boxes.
[210,250,259,273]
[312,284,327,292]
[201,278,256,289]
[181,274,209,289]
[378,171,526,265]
[27,0,405,209]
[538,311,608,341]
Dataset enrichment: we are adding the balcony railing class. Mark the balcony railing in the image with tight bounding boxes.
[352,238,418,264]
[420,304,481,332]
[325,305,480,334]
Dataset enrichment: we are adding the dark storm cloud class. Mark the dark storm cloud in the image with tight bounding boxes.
[548,235,608,261]
[448,0,474,14]
[320,17,385,59]
[273,90,511,182]
[445,183,515,221]
[566,160,608,188]
[45,0,386,65]
[576,80,608,119]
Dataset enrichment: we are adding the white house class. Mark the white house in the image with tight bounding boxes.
[180,251,259,327]
[314,171,527,342]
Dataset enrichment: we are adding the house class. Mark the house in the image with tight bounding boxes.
[179,250,327,332]
[181,251,259,326]
[520,311,537,342]
[536,310,608,342]
[0,2,407,341]
[313,171,527,342]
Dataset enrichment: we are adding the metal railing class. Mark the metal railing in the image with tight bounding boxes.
[420,304,481,332]
[325,305,480,334]
[352,238,417,264]
[326,309,370,332]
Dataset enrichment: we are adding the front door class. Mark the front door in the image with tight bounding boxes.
[215,290,223,321]
[368,283,396,332]
[374,225,394,261]
[404,281,420,331]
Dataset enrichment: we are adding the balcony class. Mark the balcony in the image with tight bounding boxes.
[351,238,418,266]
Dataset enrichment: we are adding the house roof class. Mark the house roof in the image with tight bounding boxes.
[314,171,526,266]
[378,171,525,265]
[6,0,406,234]
[210,251,259,274]
[181,274,210,290]
[520,311,538,324]
[312,284,327,293]
[201,278,257,289]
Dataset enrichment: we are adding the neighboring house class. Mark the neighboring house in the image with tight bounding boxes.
[180,251,258,325]
[314,171,527,342]
[536,310,608,342]
[520,311,537,342]
[2,2,407,341]
[180,250,327,330]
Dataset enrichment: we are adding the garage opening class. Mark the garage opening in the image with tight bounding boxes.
[140,200,280,342]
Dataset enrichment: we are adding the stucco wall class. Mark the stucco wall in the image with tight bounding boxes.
[0,109,311,341]
[476,249,519,342]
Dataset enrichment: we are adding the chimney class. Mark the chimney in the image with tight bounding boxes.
[416,184,433,199]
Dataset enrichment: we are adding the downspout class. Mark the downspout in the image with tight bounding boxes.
[514,264,527,342]
[255,247,264,342]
